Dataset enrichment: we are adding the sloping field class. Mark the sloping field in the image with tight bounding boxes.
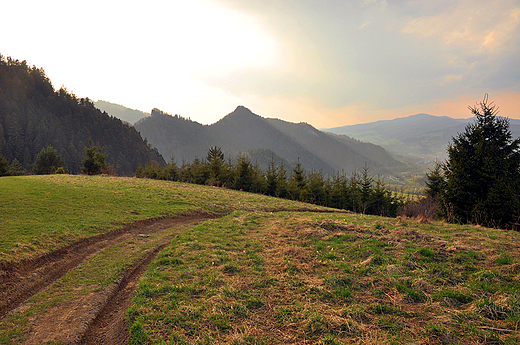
[126,212,520,344]
[0,175,327,344]
[1,175,520,344]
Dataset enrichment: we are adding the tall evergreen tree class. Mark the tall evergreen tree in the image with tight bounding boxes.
[424,161,446,199]
[33,145,66,175]
[276,163,289,199]
[81,140,107,175]
[328,173,348,210]
[307,170,326,205]
[8,158,24,176]
[290,159,307,201]
[360,165,374,214]
[443,95,520,227]
[191,158,209,185]
[265,156,278,197]
[234,155,253,192]
[206,146,225,186]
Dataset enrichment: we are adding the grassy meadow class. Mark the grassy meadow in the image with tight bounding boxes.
[0,174,314,263]
[1,175,520,344]
[127,211,520,344]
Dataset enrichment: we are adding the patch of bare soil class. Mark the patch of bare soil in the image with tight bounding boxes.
[77,244,167,345]
[0,212,215,344]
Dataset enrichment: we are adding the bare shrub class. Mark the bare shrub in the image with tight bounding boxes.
[399,196,439,220]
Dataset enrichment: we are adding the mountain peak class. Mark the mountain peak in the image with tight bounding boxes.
[232,105,255,116]
[215,106,261,125]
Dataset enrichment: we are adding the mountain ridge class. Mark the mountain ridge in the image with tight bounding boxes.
[135,106,406,175]
[94,100,150,124]
[323,113,520,161]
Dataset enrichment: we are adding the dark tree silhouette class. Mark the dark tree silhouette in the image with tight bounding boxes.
[443,95,520,227]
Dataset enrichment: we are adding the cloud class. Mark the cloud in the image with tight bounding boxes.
[4,0,519,127]
[209,0,520,117]
[401,0,520,53]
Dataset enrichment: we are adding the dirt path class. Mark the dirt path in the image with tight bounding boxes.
[77,244,166,345]
[0,212,216,344]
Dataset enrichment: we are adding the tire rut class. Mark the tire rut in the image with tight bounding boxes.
[2,207,340,344]
[0,212,215,319]
[76,243,167,345]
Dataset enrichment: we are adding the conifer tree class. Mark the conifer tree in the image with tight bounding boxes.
[276,163,289,198]
[329,173,348,209]
[206,146,224,186]
[360,165,373,214]
[81,140,107,175]
[8,158,25,176]
[165,157,179,181]
[424,161,446,199]
[234,155,253,192]
[191,158,208,185]
[307,170,326,205]
[290,159,307,201]
[265,157,278,197]
[443,95,520,227]
[33,145,66,175]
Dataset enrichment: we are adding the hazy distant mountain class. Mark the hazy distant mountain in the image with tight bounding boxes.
[323,113,520,161]
[135,106,406,175]
[94,100,149,124]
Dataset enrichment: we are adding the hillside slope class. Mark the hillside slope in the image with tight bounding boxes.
[135,106,405,175]
[2,175,519,344]
[94,100,150,124]
[0,56,164,175]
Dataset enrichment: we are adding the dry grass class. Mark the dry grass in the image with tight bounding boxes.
[127,211,520,344]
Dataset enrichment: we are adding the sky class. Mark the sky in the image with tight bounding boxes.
[2,0,520,128]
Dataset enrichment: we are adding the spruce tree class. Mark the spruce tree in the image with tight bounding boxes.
[424,161,446,199]
[81,140,107,175]
[265,157,278,197]
[276,163,289,199]
[290,159,307,201]
[307,170,326,206]
[206,146,224,186]
[33,145,66,174]
[234,155,253,192]
[444,95,520,227]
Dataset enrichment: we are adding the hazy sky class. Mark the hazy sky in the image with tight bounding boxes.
[3,0,520,127]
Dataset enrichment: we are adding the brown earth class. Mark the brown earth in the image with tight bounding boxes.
[0,212,216,344]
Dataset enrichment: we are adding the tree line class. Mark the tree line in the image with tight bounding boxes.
[0,140,109,176]
[136,146,406,217]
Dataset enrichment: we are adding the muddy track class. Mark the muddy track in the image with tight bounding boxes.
[1,207,340,344]
[77,243,168,345]
[0,212,216,319]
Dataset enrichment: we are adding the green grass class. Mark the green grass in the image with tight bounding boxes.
[0,175,317,262]
[3,175,520,344]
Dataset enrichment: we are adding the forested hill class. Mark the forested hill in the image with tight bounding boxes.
[0,56,164,175]
[135,106,406,175]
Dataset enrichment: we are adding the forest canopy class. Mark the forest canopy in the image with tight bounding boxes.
[0,54,164,175]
